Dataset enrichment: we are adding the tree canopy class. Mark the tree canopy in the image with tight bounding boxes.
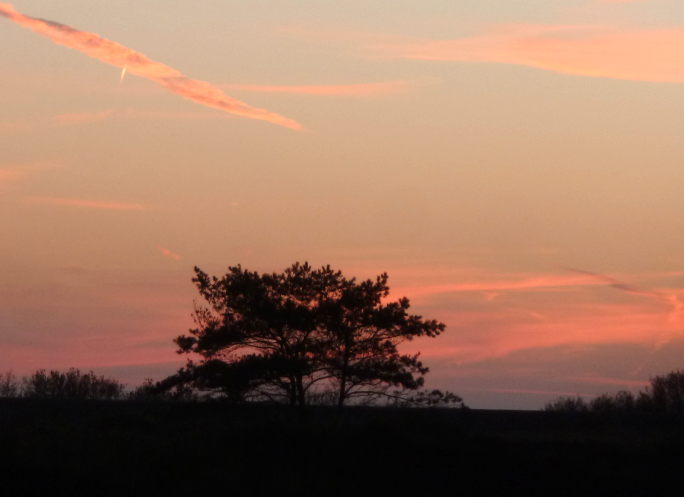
[170,262,447,407]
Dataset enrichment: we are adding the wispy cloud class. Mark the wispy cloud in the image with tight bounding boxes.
[0,162,62,188]
[389,265,684,365]
[0,3,301,129]
[0,168,24,185]
[568,375,649,388]
[223,80,414,97]
[51,108,236,126]
[0,120,30,133]
[372,24,684,83]
[391,273,605,300]
[53,110,116,125]
[476,387,597,398]
[27,196,145,211]
[567,268,684,327]
[5,109,236,131]
[157,246,182,261]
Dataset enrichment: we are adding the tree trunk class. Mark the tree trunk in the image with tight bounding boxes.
[295,375,306,407]
[337,333,351,409]
[288,376,297,406]
[337,377,346,409]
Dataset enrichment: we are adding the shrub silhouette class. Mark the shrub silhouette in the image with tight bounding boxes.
[0,371,19,398]
[22,368,125,400]
[546,370,684,413]
[544,396,588,412]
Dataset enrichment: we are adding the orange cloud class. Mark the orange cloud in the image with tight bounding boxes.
[158,246,182,261]
[223,80,413,97]
[374,24,684,83]
[0,162,62,188]
[0,168,24,185]
[0,120,30,133]
[411,303,678,364]
[567,268,684,333]
[391,273,605,300]
[51,109,232,125]
[27,196,145,211]
[53,110,115,125]
[390,266,684,366]
[0,3,301,130]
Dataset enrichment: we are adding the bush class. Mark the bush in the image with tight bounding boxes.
[22,368,125,400]
[589,390,635,412]
[544,396,588,412]
[546,370,684,413]
[0,371,20,398]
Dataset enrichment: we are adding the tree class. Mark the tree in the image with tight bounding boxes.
[172,262,447,407]
[315,270,445,406]
[647,370,684,412]
[128,378,197,401]
[22,368,125,400]
[390,389,465,408]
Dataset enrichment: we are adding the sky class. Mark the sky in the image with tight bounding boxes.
[1,0,684,409]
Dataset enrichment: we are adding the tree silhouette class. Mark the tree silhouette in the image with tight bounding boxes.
[315,270,444,406]
[647,370,684,412]
[22,368,125,400]
[172,262,446,406]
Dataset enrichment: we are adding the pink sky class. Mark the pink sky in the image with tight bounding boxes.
[1,0,683,408]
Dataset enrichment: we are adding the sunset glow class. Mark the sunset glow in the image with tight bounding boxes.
[2,0,683,409]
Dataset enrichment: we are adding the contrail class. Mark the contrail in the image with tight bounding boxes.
[0,3,301,130]
[119,65,127,84]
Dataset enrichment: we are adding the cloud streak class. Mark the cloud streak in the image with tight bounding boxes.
[157,246,182,261]
[391,273,605,300]
[54,110,116,125]
[374,24,684,83]
[0,162,62,188]
[27,196,145,211]
[0,3,301,130]
[567,268,684,325]
[223,80,414,97]
[0,168,24,185]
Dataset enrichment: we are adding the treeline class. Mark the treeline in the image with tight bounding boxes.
[546,370,684,413]
[0,368,464,407]
[0,368,248,402]
[0,369,129,400]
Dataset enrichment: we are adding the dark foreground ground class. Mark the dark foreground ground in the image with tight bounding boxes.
[1,399,684,496]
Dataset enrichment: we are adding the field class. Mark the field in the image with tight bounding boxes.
[1,399,683,496]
